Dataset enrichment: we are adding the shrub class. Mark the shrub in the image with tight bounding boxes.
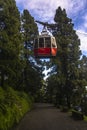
[72,109,84,120]
[0,87,33,130]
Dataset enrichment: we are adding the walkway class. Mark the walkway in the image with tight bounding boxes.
[15,103,87,130]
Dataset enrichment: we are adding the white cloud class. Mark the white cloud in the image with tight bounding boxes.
[76,30,87,51]
[76,14,87,54]
[15,0,86,20]
[67,0,86,16]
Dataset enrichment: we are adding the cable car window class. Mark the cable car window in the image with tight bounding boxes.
[45,37,51,47]
[39,38,44,47]
[34,39,38,48]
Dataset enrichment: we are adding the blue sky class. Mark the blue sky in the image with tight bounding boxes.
[15,0,87,56]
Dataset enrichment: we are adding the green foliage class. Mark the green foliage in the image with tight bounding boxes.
[0,0,42,98]
[0,87,33,130]
[20,9,43,95]
[0,0,23,88]
[84,115,87,121]
[72,109,84,120]
[79,56,87,82]
[46,6,83,109]
[21,9,38,60]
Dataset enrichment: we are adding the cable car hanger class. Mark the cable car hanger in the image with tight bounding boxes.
[35,20,58,30]
[34,20,58,58]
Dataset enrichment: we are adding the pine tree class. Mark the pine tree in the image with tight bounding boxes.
[21,9,38,58]
[54,7,82,107]
[46,7,82,107]
[21,9,43,95]
[0,0,23,88]
[79,55,87,80]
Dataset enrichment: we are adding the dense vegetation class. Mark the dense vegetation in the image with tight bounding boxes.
[0,87,33,130]
[0,0,43,129]
[0,0,87,129]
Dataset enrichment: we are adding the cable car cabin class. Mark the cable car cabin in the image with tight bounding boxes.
[34,35,57,58]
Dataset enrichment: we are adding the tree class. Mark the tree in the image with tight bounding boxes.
[79,55,87,81]
[46,7,82,108]
[21,9,43,95]
[0,0,23,88]
[21,9,38,58]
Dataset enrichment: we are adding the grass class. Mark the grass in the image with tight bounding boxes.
[84,115,87,121]
[0,87,33,130]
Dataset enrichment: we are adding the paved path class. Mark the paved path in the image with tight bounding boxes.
[15,103,87,130]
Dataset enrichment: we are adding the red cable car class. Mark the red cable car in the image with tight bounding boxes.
[34,24,57,58]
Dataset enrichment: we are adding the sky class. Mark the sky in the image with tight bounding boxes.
[15,0,87,56]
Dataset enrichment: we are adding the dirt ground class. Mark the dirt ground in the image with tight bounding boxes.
[15,103,87,130]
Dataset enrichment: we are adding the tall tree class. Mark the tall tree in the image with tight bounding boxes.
[79,55,87,81]
[21,9,43,95]
[21,9,38,58]
[0,0,23,88]
[46,7,82,107]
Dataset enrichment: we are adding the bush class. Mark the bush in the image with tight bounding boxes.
[72,109,84,120]
[0,87,33,130]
